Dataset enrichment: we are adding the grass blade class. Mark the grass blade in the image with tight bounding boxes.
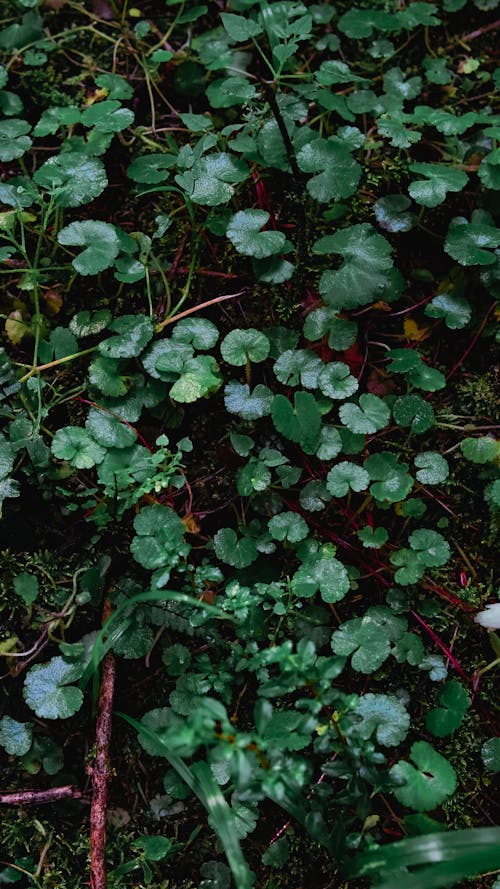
[116,712,254,889]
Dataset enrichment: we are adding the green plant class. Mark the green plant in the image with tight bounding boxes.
[0,1,499,888]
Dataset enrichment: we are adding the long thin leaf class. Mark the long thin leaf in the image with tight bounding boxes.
[116,712,254,889]
[350,827,500,889]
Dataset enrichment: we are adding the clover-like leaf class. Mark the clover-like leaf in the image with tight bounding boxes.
[268,511,309,544]
[81,99,134,133]
[51,426,106,469]
[0,118,32,161]
[86,407,136,449]
[127,153,176,183]
[316,224,401,311]
[213,528,258,568]
[0,715,33,756]
[297,137,362,203]
[70,309,111,338]
[365,452,413,502]
[271,392,322,453]
[393,394,435,434]
[171,317,219,350]
[460,436,499,464]
[57,220,120,275]
[23,656,84,719]
[424,292,472,329]
[291,543,350,603]
[131,504,189,570]
[331,607,406,673]
[326,462,370,497]
[339,394,390,434]
[374,194,415,233]
[88,356,128,397]
[414,452,449,485]
[352,693,410,747]
[224,382,273,420]
[390,741,457,811]
[391,529,451,585]
[445,215,500,266]
[316,426,343,460]
[425,680,470,737]
[169,355,222,402]
[303,307,358,350]
[33,152,107,207]
[274,349,322,388]
[357,526,388,549]
[178,152,249,206]
[226,210,286,259]
[408,163,468,208]
[206,76,258,108]
[318,362,358,399]
[221,328,270,365]
[99,315,154,358]
[338,8,398,38]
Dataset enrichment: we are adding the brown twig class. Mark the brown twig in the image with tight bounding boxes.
[0,785,81,806]
[461,17,500,44]
[89,600,116,889]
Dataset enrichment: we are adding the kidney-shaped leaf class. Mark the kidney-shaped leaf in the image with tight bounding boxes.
[226,210,286,258]
[390,741,457,811]
[34,152,107,207]
[58,220,120,275]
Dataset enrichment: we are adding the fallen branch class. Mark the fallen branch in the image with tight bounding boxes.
[89,600,116,889]
[0,785,81,806]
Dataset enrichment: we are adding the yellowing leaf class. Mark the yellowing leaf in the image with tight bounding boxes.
[404,317,432,342]
[5,310,29,344]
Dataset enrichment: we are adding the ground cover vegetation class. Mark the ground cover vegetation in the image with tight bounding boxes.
[0,0,499,886]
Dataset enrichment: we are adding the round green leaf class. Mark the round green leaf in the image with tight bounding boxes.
[424,292,472,329]
[393,394,435,434]
[51,426,106,469]
[357,526,388,549]
[268,511,309,543]
[297,137,362,203]
[318,362,358,399]
[127,153,175,184]
[339,394,390,434]
[0,715,33,756]
[213,528,258,568]
[274,349,322,389]
[57,220,120,275]
[365,452,414,503]
[224,382,273,420]
[226,210,286,259]
[0,118,32,161]
[206,76,258,108]
[445,216,500,266]
[326,461,370,497]
[99,315,154,358]
[408,164,468,208]
[460,436,499,464]
[33,152,107,207]
[425,680,470,738]
[23,657,84,720]
[414,452,449,485]
[221,328,270,365]
[131,504,188,570]
[390,741,457,811]
[171,317,219,350]
[374,194,415,232]
[352,693,410,747]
